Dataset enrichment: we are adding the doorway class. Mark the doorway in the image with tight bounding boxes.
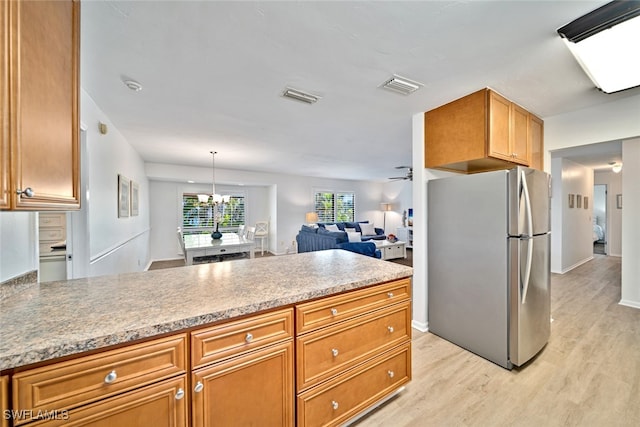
[593,184,607,255]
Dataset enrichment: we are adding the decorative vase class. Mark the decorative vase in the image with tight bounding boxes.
[211,223,222,240]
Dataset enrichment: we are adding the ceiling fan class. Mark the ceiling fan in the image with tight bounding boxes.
[388,166,413,181]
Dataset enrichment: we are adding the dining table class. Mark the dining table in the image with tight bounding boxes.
[182,232,255,265]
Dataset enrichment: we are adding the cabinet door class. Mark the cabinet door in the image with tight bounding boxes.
[192,341,294,427]
[31,376,187,427]
[9,0,80,210]
[1,375,8,427]
[487,90,512,162]
[529,114,544,170]
[510,103,530,165]
[1,0,9,209]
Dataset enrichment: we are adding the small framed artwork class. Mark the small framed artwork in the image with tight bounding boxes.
[118,174,130,218]
[617,194,623,209]
[576,194,582,209]
[130,181,139,216]
[584,196,589,209]
[568,194,575,208]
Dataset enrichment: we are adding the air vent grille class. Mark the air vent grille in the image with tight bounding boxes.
[282,88,320,104]
[381,75,423,95]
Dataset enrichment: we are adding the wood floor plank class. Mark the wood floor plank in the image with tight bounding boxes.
[353,255,640,426]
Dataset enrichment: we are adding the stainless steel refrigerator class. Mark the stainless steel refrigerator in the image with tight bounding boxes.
[428,166,551,369]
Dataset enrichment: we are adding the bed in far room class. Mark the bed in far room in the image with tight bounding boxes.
[593,217,605,243]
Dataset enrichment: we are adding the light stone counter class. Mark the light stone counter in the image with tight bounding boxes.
[0,250,412,371]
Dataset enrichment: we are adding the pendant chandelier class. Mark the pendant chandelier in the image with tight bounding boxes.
[198,151,230,205]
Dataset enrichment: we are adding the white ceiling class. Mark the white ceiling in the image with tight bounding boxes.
[80,0,639,182]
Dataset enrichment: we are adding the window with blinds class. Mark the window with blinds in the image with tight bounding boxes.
[182,194,245,230]
[314,191,355,223]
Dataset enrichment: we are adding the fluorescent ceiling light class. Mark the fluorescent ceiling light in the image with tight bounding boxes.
[557,1,640,94]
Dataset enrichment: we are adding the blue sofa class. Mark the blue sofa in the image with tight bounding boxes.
[317,221,386,241]
[295,224,382,258]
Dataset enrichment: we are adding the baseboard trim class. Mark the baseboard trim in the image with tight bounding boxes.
[619,299,640,310]
[558,256,594,274]
[411,319,428,332]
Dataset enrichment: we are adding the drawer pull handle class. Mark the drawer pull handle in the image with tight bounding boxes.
[388,370,395,378]
[388,326,394,333]
[175,388,185,400]
[194,381,204,393]
[330,308,338,316]
[387,292,394,298]
[17,187,34,198]
[331,348,339,357]
[332,400,339,410]
[104,370,117,384]
[245,333,253,343]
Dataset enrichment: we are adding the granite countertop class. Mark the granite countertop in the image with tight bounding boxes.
[0,250,412,371]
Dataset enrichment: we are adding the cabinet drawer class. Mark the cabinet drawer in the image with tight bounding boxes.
[39,228,65,241]
[192,308,293,369]
[12,334,187,423]
[296,278,411,334]
[30,375,188,427]
[192,341,294,427]
[297,302,410,391]
[39,214,65,228]
[297,343,411,427]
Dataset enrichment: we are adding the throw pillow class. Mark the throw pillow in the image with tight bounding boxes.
[360,222,376,236]
[347,232,362,242]
[345,227,356,233]
[325,224,340,232]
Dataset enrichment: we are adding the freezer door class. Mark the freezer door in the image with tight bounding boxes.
[509,233,550,366]
[508,167,551,237]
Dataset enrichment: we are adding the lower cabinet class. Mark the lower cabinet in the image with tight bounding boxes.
[6,279,412,427]
[1,375,8,427]
[297,343,411,427]
[190,307,295,427]
[191,341,294,427]
[296,278,412,426]
[31,376,188,427]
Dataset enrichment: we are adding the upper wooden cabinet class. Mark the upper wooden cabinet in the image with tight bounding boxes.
[1,0,80,210]
[425,88,544,173]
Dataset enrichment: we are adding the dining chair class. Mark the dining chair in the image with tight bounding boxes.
[246,226,256,241]
[254,221,268,255]
[238,224,246,238]
[176,227,186,263]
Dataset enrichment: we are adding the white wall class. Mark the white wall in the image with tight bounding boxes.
[80,91,151,277]
[145,163,385,260]
[0,212,37,282]
[594,171,622,257]
[550,159,594,273]
[380,179,412,236]
[620,139,640,309]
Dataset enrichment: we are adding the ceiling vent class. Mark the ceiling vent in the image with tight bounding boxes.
[381,75,423,95]
[282,88,320,104]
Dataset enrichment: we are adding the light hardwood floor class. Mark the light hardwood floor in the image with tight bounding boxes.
[354,255,640,427]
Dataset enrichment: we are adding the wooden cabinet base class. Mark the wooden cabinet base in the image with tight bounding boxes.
[297,343,411,427]
[192,341,294,427]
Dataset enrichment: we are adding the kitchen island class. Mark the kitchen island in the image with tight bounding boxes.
[1,250,412,426]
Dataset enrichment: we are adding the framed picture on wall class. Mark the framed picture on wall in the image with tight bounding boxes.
[576,194,582,209]
[118,174,130,218]
[130,181,139,216]
[584,196,589,209]
[568,194,575,208]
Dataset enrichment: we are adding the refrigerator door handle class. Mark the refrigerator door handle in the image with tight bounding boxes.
[521,170,533,304]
